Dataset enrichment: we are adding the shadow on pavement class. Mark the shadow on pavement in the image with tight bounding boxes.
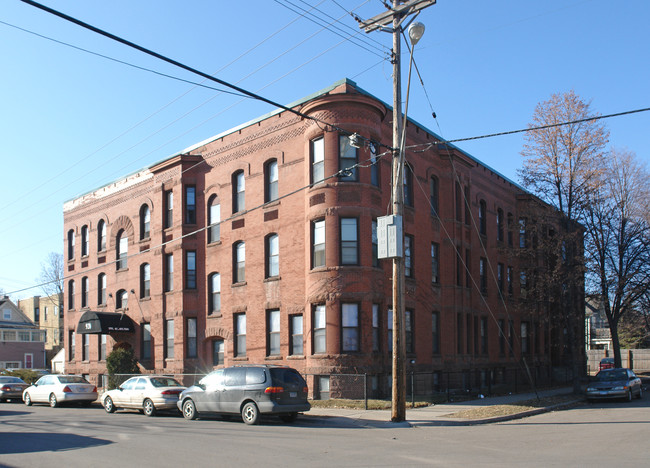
[0,432,112,454]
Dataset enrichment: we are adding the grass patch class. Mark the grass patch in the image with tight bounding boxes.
[444,394,582,420]
[309,398,435,410]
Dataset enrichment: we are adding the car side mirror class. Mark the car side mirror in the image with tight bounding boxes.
[198,383,206,390]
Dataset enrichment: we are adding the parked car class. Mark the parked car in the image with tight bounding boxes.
[0,376,29,402]
[599,357,615,371]
[23,375,97,407]
[586,368,643,401]
[102,375,185,416]
[178,365,310,425]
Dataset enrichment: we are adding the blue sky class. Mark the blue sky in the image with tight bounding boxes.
[1,0,648,299]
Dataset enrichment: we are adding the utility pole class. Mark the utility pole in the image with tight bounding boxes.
[358,0,435,422]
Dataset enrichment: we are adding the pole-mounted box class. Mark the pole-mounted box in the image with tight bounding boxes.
[377,214,403,259]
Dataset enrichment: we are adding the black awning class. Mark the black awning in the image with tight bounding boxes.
[76,311,135,334]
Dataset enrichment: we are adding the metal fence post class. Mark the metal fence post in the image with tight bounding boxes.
[364,373,368,410]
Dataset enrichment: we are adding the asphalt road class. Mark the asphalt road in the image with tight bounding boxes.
[1,396,648,467]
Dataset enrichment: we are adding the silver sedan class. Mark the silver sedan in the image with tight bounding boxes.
[101,375,185,416]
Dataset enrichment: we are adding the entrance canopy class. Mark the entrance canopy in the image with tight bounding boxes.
[76,311,135,334]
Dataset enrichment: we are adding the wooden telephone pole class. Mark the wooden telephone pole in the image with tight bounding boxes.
[357,0,435,422]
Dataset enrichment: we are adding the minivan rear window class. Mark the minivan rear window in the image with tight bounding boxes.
[270,368,305,386]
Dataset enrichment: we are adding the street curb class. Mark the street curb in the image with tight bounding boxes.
[415,398,585,427]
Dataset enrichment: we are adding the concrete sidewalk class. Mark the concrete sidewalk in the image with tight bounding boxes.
[303,387,582,428]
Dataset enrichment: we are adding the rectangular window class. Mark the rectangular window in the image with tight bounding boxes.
[213,339,224,366]
[142,324,151,360]
[208,201,221,243]
[311,137,324,184]
[372,304,380,352]
[519,217,527,248]
[339,135,358,181]
[82,334,89,361]
[404,235,414,278]
[405,309,414,354]
[520,270,528,298]
[432,312,440,354]
[371,220,379,268]
[456,247,463,287]
[266,234,279,278]
[465,249,471,288]
[165,319,174,359]
[508,320,515,356]
[507,266,513,296]
[99,334,107,361]
[521,322,529,354]
[187,318,197,358]
[498,319,506,355]
[235,313,246,357]
[209,273,221,315]
[341,303,359,352]
[141,264,150,299]
[497,263,504,295]
[370,146,379,187]
[165,254,174,292]
[480,257,488,295]
[69,331,75,361]
[186,251,197,289]
[290,314,303,356]
[431,242,439,284]
[340,218,358,265]
[267,310,280,356]
[466,314,472,355]
[387,308,393,353]
[234,242,245,283]
[313,305,326,354]
[312,219,325,268]
[164,190,173,229]
[481,317,488,354]
[185,186,196,224]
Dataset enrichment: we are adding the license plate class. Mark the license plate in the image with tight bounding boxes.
[290,392,297,398]
[600,391,608,395]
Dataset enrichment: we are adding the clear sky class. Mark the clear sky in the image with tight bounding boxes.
[1,0,648,300]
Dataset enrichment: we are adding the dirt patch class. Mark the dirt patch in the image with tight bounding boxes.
[444,395,582,420]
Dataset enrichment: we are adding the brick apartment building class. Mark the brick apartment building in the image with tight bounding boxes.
[63,79,576,396]
[18,293,64,362]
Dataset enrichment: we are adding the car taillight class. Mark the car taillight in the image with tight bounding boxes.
[92,386,97,392]
[161,389,182,395]
[303,386,308,393]
[0,385,9,391]
[62,386,72,393]
[264,386,284,394]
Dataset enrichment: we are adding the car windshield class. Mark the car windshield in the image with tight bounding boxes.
[58,376,90,384]
[150,377,182,388]
[596,370,627,381]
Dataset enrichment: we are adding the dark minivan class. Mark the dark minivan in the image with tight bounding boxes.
[178,365,310,425]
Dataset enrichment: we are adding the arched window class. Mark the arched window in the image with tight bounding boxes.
[208,273,221,315]
[233,170,245,213]
[97,219,106,252]
[68,280,75,310]
[140,263,150,298]
[208,195,220,244]
[116,289,128,310]
[116,230,128,270]
[67,229,75,261]
[81,225,89,257]
[81,276,89,308]
[266,233,279,278]
[265,159,278,202]
[479,200,487,236]
[97,273,106,305]
[140,205,150,240]
[233,241,245,283]
[429,176,439,216]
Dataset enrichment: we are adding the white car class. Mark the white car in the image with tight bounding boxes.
[23,375,97,407]
[101,375,185,416]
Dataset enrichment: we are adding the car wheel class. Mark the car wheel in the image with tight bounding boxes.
[241,402,259,425]
[182,399,197,420]
[279,412,298,423]
[49,393,58,408]
[143,398,157,417]
[627,390,633,402]
[24,393,32,406]
[637,386,643,399]
[104,396,116,413]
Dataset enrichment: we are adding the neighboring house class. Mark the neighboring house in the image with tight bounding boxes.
[0,296,46,369]
[62,79,580,396]
[18,293,64,362]
[585,295,613,350]
[51,347,65,374]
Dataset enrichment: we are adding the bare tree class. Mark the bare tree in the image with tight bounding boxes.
[37,252,64,302]
[584,149,650,366]
[519,90,609,391]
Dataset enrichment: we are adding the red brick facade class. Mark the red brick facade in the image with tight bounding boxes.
[63,80,563,395]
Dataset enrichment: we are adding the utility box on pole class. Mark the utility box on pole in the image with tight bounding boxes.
[377,215,403,259]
